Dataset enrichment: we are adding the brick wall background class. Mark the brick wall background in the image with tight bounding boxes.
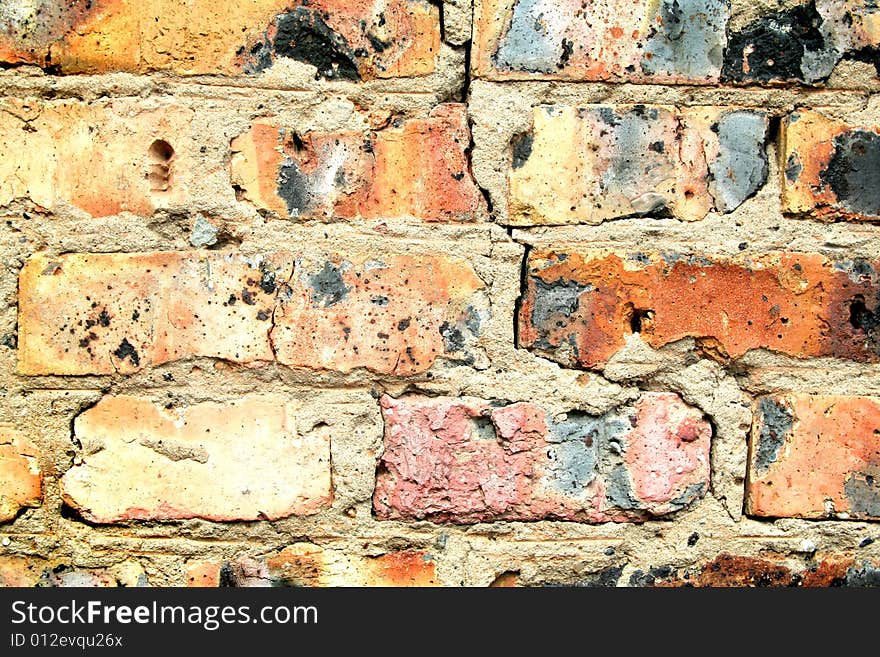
[0,0,879,587]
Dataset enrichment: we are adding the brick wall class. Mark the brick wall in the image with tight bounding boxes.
[0,0,879,588]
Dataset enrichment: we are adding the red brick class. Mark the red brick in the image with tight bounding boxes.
[18,251,486,376]
[231,104,486,222]
[474,0,728,83]
[61,394,331,523]
[0,0,439,78]
[373,392,711,523]
[0,425,41,523]
[0,99,193,217]
[782,111,880,221]
[747,394,880,521]
[519,250,880,369]
[508,105,768,224]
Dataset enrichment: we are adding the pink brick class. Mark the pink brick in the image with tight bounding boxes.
[373,393,711,523]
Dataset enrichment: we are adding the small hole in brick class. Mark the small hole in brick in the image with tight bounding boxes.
[630,308,653,334]
[149,139,174,162]
[148,140,174,192]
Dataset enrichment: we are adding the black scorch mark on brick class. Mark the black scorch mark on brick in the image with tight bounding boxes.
[241,8,361,80]
[819,130,880,217]
[113,338,140,367]
[308,262,350,307]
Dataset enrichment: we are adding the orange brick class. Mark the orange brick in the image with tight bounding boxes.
[0,99,194,217]
[271,254,487,375]
[508,105,768,224]
[185,560,223,587]
[519,250,880,369]
[231,104,486,222]
[61,395,331,523]
[474,0,728,83]
[782,110,880,221]
[18,251,487,376]
[747,394,880,521]
[18,252,287,375]
[0,557,145,587]
[0,425,41,523]
[0,0,439,78]
[264,544,438,586]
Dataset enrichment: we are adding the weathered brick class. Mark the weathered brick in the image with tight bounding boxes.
[747,394,880,521]
[519,250,880,369]
[633,554,880,587]
[474,0,728,83]
[722,1,880,85]
[18,252,286,375]
[18,251,486,375]
[508,105,768,224]
[231,104,486,222]
[185,560,222,587]
[0,425,41,523]
[373,393,711,523]
[271,253,488,374]
[782,110,880,221]
[0,99,194,217]
[61,395,331,523]
[0,557,147,587]
[0,0,439,78]
[264,544,437,586]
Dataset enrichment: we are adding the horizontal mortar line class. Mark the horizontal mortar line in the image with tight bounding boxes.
[169,79,445,95]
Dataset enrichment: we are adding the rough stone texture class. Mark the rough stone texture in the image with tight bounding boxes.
[507,105,768,224]
[374,392,711,523]
[747,394,880,521]
[18,250,487,375]
[519,250,880,369]
[0,425,41,522]
[0,0,440,79]
[231,104,486,221]
[474,0,729,83]
[0,99,194,217]
[61,395,331,523]
[782,110,880,221]
[0,557,147,587]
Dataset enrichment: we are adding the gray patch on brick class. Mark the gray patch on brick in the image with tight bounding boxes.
[785,152,803,183]
[277,158,313,216]
[754,397,793,475]
[604,108,674,215]
[469,415,497,442]
[530,278,589,329]
[834,259,877,284]
[545,412,600,495]
[667,482,706,510]
[844,470,880,518]
[845,562,880,587]
[492,0,560,73]
[308,262,350,307]
[511,130,534,169]
[606,464,640,510]
[709,110,769,213]
[820,130,880,217]
[189,215,219,248]
[641,0,729,79]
